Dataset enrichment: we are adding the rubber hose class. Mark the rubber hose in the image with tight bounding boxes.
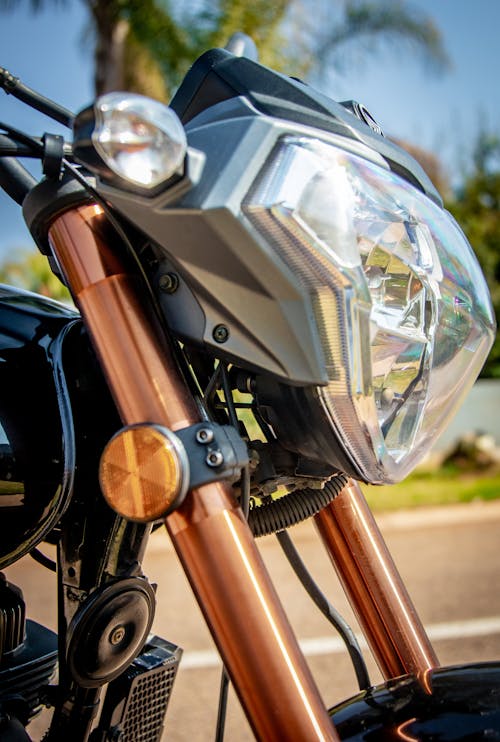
[248,475,348,537]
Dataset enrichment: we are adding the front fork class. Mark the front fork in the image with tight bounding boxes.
[48,203,438,740]
[316,480,438,685]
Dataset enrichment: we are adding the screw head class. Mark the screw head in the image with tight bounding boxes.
[213,324,229,343]
[109,625,126,646]
[159,272,179,294]
[196,427,214,444]
[206,450,224,468]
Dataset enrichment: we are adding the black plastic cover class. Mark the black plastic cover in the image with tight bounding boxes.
[171,49,441,204]
[0,286,77,568]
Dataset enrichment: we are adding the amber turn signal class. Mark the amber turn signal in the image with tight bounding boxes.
[99,424,189,522]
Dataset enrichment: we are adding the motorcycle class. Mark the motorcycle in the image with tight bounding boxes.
[0,36,498,741]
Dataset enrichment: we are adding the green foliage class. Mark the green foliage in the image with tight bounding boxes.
[120,0,293,98]
[0,249,72,303]
[447,132,500,378]
[196,0,292,73]
[115,0,449,96]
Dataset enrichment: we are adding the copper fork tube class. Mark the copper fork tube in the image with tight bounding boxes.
[315,479,438,682]
[48,204,338,741]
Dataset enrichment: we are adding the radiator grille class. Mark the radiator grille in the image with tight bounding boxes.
[97,636,182,742]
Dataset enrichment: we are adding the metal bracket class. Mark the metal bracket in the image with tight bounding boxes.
[176,422,249,490]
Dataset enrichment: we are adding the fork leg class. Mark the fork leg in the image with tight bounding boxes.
[315,479,438,686]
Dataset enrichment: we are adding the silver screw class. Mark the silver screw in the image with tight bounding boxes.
[206,450,224,468]
[196,427,214,444]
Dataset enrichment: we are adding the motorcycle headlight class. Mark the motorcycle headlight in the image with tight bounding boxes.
[73,93,187,191]
[243,136,496,483]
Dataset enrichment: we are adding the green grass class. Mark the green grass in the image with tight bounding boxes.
[0,481,23,494]
[362,466,500,512]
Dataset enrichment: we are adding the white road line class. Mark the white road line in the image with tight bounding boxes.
[179,616,500,670]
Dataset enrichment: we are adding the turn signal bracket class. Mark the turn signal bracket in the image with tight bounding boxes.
[176,421,249,490]
[100,422,249,522]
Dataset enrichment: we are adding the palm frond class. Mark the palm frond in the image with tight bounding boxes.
[317,0,449,73]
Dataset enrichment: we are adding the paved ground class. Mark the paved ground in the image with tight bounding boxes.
[6,500,500,741]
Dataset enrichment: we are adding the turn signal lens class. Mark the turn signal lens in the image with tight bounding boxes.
[99,425,189,522]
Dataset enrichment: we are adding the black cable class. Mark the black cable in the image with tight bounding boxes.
[219,364,239,429]
[218,365,251,517]
[214,364,251,740]
[276,529,371,691]
[30,547,57,573]
[203,363,221,405]
[203,368,231,742]
[240,463,250,520]
[215,668,230,742]
[252,402,275,441]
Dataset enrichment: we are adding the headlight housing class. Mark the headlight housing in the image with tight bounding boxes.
[243,136,495,483]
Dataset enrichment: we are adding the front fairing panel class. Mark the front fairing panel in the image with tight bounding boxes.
[330,662,500,740]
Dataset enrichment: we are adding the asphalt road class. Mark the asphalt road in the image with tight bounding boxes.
[6,500,500,741]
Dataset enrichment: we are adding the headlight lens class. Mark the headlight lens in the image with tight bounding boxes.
[92,93,187,188]
[243,136,496,483]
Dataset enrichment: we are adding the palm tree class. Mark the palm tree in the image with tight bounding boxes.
[0,1,448,102]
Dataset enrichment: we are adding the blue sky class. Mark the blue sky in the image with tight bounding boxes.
[0,0,499,260]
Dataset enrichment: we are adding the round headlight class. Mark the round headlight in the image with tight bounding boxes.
[243,136,496,483]
[73,92,187,191]
[94,93,187,188]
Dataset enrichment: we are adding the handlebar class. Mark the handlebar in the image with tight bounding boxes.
[0,66,74,128]
[0,158,37,205]
[0,130,73,205]
[0,132,42,158]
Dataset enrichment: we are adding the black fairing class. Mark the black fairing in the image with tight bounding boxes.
[0,285,78,568]
[170,48,441,204]
[329,663,500,740]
